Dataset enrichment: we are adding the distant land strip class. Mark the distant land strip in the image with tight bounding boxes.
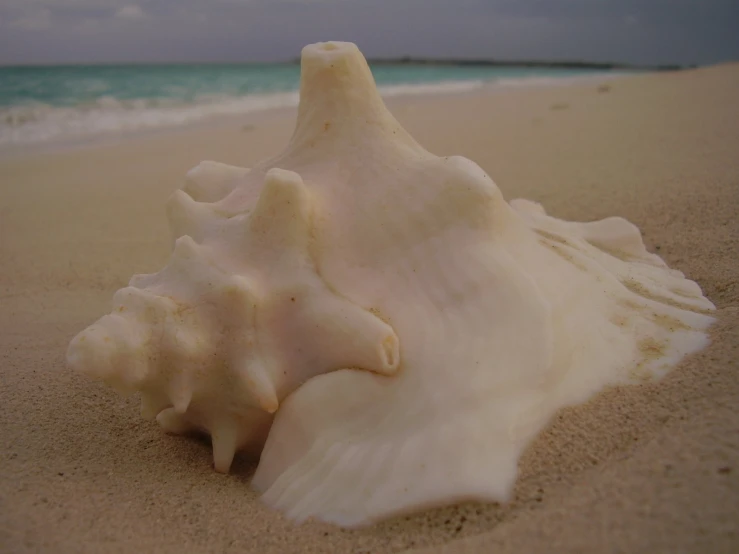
[296,56,688,71]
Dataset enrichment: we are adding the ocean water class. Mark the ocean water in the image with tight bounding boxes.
[0,63,616,148]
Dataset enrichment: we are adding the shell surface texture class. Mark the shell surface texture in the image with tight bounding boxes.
[67,41,716,528]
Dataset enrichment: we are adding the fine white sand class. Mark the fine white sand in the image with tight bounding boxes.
[1,64,738,553]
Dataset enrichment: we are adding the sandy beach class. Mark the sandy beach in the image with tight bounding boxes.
[1,64,738,553]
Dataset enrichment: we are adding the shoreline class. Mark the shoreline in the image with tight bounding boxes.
[0,71,626,161]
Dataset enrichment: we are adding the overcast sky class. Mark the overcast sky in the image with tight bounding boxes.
[1,0,738,66]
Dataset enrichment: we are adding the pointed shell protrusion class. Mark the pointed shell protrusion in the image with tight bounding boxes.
[247,168,312,252]
[211,418,240,473]
[173,233,201,259]
[66,313,148,394]
[166,189,220,243]
[294,294,401,377]
[156,408,193,435]
[140,391,171,421]
[184,161,249,203]
[238,359,279,414]
[215,275,259,326]
[112,286,175,321]
[169,378,193,414]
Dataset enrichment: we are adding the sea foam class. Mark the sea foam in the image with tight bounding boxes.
[0,73,615,149]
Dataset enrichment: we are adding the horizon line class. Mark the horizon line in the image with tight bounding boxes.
[0,57,696,71]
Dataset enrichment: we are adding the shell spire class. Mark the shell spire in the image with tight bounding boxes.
[289,41,418,151]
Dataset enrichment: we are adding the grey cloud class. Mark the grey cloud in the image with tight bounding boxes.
[1,0,737,65]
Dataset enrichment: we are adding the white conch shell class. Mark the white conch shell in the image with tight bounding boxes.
[67,41,715,527]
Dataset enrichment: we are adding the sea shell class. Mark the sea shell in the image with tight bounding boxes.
[67,41,715,527]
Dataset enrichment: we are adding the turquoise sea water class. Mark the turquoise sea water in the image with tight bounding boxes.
[0,63,617,148]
